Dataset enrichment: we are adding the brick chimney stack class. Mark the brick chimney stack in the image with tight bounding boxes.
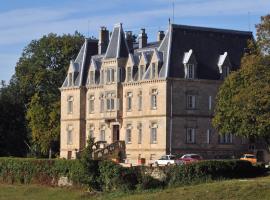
[157,30,165,42]
[138,28,147,49]
[98,26,109,54]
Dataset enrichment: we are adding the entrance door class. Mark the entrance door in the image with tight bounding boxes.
[113,125,120,142]
[67,151,72,159]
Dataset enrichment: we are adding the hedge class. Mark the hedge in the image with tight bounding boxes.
[0,158,267,191]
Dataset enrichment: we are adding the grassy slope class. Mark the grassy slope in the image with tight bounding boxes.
[1,176,270,200]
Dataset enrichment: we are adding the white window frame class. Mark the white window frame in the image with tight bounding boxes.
[89,95,95,114]
[106,93,115,111]
[187,64,195,79]
[127,92,132,111]
[186,128,195,144]
[126,125,132,144]
[100,126,106,141]
[150,123,158,144]
[138,123,142,144]
[67,96,73,114]
[67,125,73,145]
[151,89,158,110]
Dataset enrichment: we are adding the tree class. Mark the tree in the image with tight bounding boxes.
[256,14,270,55]
[0,77,28,156]
[14,32,84,156]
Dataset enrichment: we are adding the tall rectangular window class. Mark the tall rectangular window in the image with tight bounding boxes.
[206,129,211,144]
[151,63,156,79]
[89,95,94,113]
[187,64,194,79]
[138,91,142,111]
[186,128,195,144]
[67,96,73,114]
[100,98,104,113]
[219,133,233,144]
[106,93,115,111]
[150,123,157,144]
[127,67,132,82]
[100,129,105,141]
[111,68,115,82]
[138,123,142,144]
[67,125,73,145]
[90,71,94,84]
[100,70,104,84]
[126,125,132,144]
[208,96,212,110]
[140,65,144,80]
[151,89,157,109]
[106,69,110,83]
[127,92,132,111]
[187,95,196,109]
[89,125,94,138]
[68,73,72,86]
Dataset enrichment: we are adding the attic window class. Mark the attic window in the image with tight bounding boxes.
[187,64,195,79]
[127,67,132,82]
[68,73,73,86]
[90,71,95,84]
[139,65,144,80]
[151,63,156,79]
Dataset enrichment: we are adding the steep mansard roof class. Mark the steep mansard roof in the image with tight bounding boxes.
[62,23,252,88]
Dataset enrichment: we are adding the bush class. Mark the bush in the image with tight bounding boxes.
[0,157,83,185]
[167,160,266,187]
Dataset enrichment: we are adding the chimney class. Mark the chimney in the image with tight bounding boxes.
[125,31,133,53]
[157,30,165,42]
[138,28,147,49]
[98,26,109,54]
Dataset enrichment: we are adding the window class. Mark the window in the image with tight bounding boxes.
[106,93,115,111]
[68,73,72,86]
[100,94,104,113]
[150,123,158,144]
[187,95,196,109]
[151,89,158,109]
[186,128,195,144]
[219,133,233,144]
[127,67,132,82]
[89,95,94,113]
[139,65,144,80]
[126,125,132,144]
[208,96,212,110]
[67,96,73,114]
[100,70,104,84]
[100,127,105,141]
[150,154,156,160]
[138,123,142,144]
[151,63,156,79]
[187,64,194,79]
[67,125,73,145]
[127,92,132,111]
[89,125,94,138]
[206,129,211,144]
[106,68,115,83]
[138,91,142,111]
[90,71,94,84]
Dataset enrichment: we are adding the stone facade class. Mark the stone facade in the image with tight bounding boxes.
[60,23,259,164]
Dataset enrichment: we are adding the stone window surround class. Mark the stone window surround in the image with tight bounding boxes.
[150,88,158,110]
[66,124,73,145]
[150,122,158,144]
[67,96,74,114]
[88,94,95,114]
[186,127,196,144]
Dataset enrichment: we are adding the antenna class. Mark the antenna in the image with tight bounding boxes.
[248,12,251,31]
[87,20,90,38]
[172,0,175,23]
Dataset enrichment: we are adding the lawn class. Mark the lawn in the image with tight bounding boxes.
[1,176,270,200]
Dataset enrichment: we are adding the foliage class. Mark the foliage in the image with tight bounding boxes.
[256,14,270,55]
[213,54,270,143]
[0,78,28,156]
[167,160,265,187]
[79,137,100,190]
[13,32,84,156]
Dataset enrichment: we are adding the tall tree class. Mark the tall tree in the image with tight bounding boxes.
[256,14,270,55]
[14,32,84,156]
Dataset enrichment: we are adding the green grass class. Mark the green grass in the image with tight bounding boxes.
[1,176,270,200]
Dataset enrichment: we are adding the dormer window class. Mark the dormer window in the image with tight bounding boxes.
[106,68,115,83]
[90,71,95,84]
[68,73,73,86]
[187,64,195,79]
[151,63,157,79]
[224,66,230,78]
[127,67,132,82]
[139,65,144,80]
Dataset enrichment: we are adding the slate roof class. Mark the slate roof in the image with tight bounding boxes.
[62,23,252,88]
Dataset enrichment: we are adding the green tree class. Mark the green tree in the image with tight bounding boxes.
[14,32,84,156]
[256,14,270,55]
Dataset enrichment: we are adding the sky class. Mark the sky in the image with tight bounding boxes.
[0,0,269,82]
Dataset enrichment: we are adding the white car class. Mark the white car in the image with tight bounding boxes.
[154,155,181,166]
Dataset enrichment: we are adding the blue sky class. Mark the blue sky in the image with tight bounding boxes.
[0,0,269,82]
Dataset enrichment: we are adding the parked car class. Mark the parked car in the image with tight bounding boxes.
[240,154,257,164]
[178,154,203,164]
[154,155,182,166]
